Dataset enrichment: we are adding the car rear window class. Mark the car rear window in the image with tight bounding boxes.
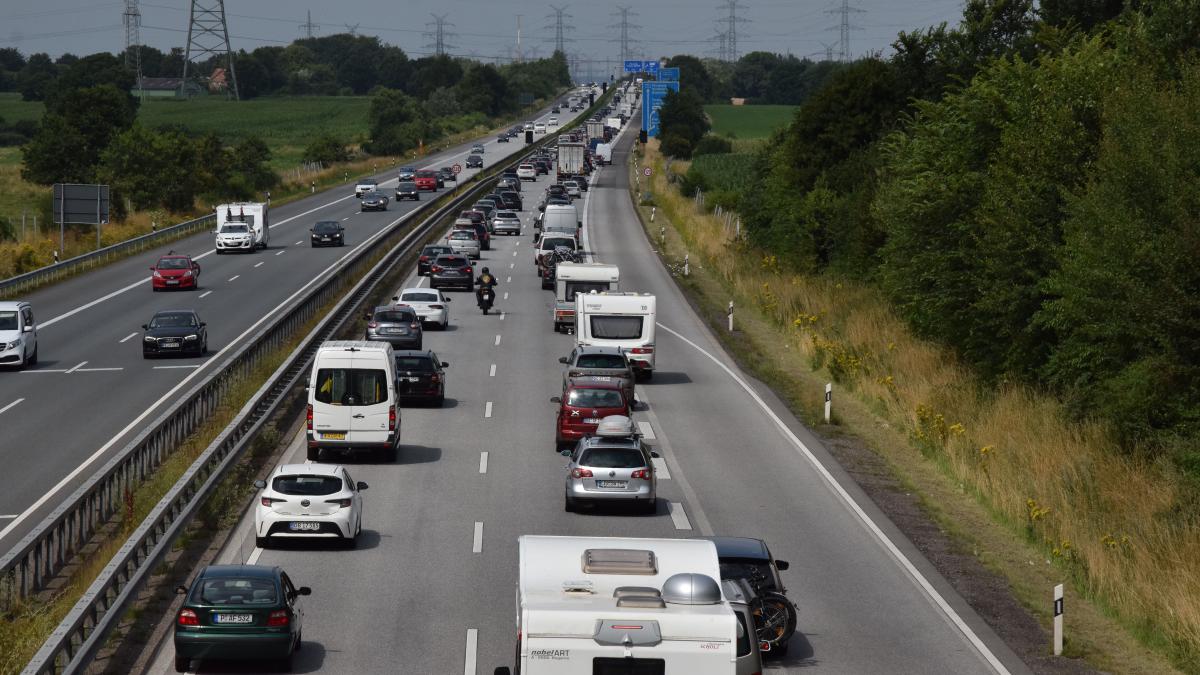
[314,368,389,405]
[395,356,434,372]
[579,446,645,468]
[450,231,476,240]
[436,256,468,268]
[272,474,343,495]
[496,212,518,219]
[156,257,190,269]
[567,388,624,408]
[577,353,626,369]
[374,310,415,323]
[193,577,278,606]
[401,292,439,302]
[422,246,450,256]
[590,316,643,340]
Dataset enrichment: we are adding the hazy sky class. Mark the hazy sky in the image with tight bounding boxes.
[2,0,967,75]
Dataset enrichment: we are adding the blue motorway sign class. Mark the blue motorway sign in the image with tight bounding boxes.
[624,60,662,76]
[658,67,679,81]
[641,80,680,138]
[624,60,644,73]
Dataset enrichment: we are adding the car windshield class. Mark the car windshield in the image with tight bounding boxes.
[150,312,197,328]
[402,292,439,303]
[567,388,624,408]
[156,257,190,270]
[313,222,339,233]
[314,368,389,405]
[193,577,278,606]
[590,316,643,339]
[577,353,626,369]
[398,182,416,190]
[0,311,17,330]
[496,212,517,219]
[580,446,645,468]
[220,224,248,233]
[272,474,343,495]
[437,257,467,268]
[374,310,415,323]
[395,356,434,372]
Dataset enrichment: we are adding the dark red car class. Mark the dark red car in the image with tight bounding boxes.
[553,377,631,451]
[150,253,201,291]
[414,170,438,191]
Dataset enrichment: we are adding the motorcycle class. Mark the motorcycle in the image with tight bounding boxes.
[477,287,496,315]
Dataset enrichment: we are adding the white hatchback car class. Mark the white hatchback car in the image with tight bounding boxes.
[516,164,537,181]
[254,463,367,548]
[394,288,451,329]
[534,122,547,134]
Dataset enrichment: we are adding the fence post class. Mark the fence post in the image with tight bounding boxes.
[1054,584,1064,655]
[824,383,832,423]
[727,301,734,332]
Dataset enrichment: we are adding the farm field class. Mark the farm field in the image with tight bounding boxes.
[704,104,798,139]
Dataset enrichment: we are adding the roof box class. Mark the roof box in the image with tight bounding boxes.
[595,415,635,438]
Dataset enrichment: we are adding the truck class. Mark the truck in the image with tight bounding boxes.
[493,535,754,675]
[553,263,619,332]
[606,117,623,132]
[587,119,605,140]
[575,292,656,379]
[214,202,269,252]
[557,139,587,180]
[595,143,613,166]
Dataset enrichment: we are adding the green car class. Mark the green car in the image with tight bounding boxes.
[174,564,310,673]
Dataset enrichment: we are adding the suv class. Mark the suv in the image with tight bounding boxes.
[560,415,656,513]
[364,305,423,349]
[398,167,417,181]
[395,181,420,201]
[0,301,38,369]
[429,255,474,291]
[417,244,453,276]
[394,350,449,406]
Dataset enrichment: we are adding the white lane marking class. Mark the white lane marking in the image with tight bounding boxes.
[153,365,202,370]
[65,361,87,374]
[472,522,484,553]
[76,367,124,372]
[275,250,285,256]
[489,364,496,377]
[512,251,517,257]
[500,312,505,321]
[227,275,240,282]
[463,629,478,675]
[509,262,514,269]
[253,262,264,268]
[652,457,671,480]
[246,547,263,565]
[668,502,692,530]
[20,369,67,373]
[638,421,656,440]
[0,515,17,520]
[119,332,138,343]
[342,217,350,221]
[657,321,1011,674]
[0,399,24,415]
[415,276,425,288]
[503,292,509,300]
[199,290,213,298]
[515,241,520,247]
[479,452,489,474]
[484,401,493,418]
[294,240,304,246]
[494,334,501,346]
[506,276,511,283]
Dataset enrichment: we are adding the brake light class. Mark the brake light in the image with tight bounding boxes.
[388,405,396,431]
[571,468,593,479]
[431,265,442,273]
[306,404,313,431]
[267,609,290,627]
[419,255,429,262]
[261,496,283,507]
[430,374,441,383]
[325,498,352,508]
[631,469,651,480]
[430,304,444,309]
[368,322,378,328]
[630,347,654,354]
[463,267,472,274]
[177,608,199,626]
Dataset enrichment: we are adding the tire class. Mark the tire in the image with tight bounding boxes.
[434,395,445,408]
[295,631,303,651]
[642,498,656,515]
[306,446,320,462]
[564,495,576,513]
[256,536,269,549]
[201,339,208,354]
[28,346,37,366]
[174,655,190,673]
[344,534,357,550]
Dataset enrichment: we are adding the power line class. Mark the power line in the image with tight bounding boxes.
[545,4,573,56]
[182,0,238,100]
[424,13,455,56]
[610,6,639,66]
[827,0,864,62]
[715,0,749,62]
[298,9,319,39]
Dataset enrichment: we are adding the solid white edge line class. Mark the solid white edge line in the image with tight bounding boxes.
[119,332,138,343]
[484,401,493,418]
[65,361,86,373]
[479,452,488,474]
[657,321,1011,675]
[668,501,692,530]
[0,398,24,415]
[463,628,479,675]
[472,522,483,553]
[152,365,202,370]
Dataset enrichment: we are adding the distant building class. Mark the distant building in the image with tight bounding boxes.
[729,97,746,106]
[208,68,228,93]
[134,77,203,98]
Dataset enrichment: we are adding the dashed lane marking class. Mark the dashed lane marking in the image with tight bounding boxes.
[463,629,478,675]
[254,262,264,268]
[484,401,493,418]
[494,334,501,346]
[638,421,656,440]
[489,364,496,377]
[472,522,484,553]
[65,361,86,374]
[652,457,671,480]
[668,502,692,530]
[119,332,138,343]
[503,292,509,300]
[199,291,213,298]
[227,275,240,282]
[479,452,488,474]
[275,250,285,256]
[0,399,24,415]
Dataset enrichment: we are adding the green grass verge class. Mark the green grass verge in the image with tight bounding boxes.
[704,104,798,139]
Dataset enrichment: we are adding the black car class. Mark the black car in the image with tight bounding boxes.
[418,244,453,276]
[551,106,560,113]
[438,167,456,183]
[395,350,449,406]
[499,191,522,211]
[533,160,550,175]
[429,254,474,291]
[395,181,420,201]
[360,191,389,211]
[496,177,522,194]
[466,154,484,169]
[310,220,344,247]
[497,134,510,143]
[143,309,207,358]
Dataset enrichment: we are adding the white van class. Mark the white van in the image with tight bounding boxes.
[553,263,619,332]
[494,535,747,675]
[575,292,656,378]
[215,202,269,251]
[0,301,38,369]
[307,341,400,462]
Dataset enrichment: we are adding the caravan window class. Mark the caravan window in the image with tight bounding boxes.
[592,658,665,675]
[564,281,609,301]
[590,315,643,340]
[314,368,389,406]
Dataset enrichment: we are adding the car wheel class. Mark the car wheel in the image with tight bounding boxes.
[174,655,191,673]
[564,495,577,513]
[306,446,320,462]
[642,498,657,515]
[256,536,269,549]
[435,395,445,408]
[28,346,37,366]
[344,533,357,550]
[295,631,303,651]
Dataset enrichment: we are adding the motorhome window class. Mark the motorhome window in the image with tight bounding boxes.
[579,447,644,468]
[592,657,665,675]
[567,388,624,408]
[0,311,17,330]
[576,353,626,369]
[314,368,389,406]
[272,474,343,496]
[564,281,609,301]
[590,316,643,340]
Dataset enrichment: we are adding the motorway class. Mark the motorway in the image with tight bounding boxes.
[0,99,575,552]
[142,116,1031,674]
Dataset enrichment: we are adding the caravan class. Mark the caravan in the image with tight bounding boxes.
[214,202,270,252]
[494,536,759,675]
[575,292,656,378]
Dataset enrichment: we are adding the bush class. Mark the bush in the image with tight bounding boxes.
[302,134,349,164]
[692,134,733,156]
[660,132,694,159]
[0,131,26,147]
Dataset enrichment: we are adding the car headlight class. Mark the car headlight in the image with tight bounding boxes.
[184,334,198,341]
[143,336,155,343]
[6,339,20,349]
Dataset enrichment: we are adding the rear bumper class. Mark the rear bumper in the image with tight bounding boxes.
[308,433,398,452]
[364,331,421,348]
[174,631,294,661]
[568,481,654,501]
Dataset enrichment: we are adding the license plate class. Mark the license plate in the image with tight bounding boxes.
[383,327,405,334]
[214,614,254,624]
[596,480,627,488]
[322,432,346,440]
[583,418,601,424]
[166,280,179,285]
[404,377,420,382]
[161,341,179,347]
[289,522,321,531]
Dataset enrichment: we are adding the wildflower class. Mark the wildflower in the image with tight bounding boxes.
[979,445,994,456]
[949,423,965,436]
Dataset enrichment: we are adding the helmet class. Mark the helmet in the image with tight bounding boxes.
[482,267,490,274]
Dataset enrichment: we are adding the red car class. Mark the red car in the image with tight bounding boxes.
[554,377,631,451]
[150,253,201,291]
[414,170,438,191]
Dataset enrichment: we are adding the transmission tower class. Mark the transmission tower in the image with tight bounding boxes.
[545,5,574,56]
[610,6,639,67]
[299,10,320,39]
[344,23,361,37]
[123,0,143,98]
[827,0,864,62]
[710,30,728,62]
[183,0,238,99]
[424,14,455,56]
[715,0,748,62]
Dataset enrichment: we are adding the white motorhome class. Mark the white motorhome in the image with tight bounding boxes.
[215,202,269,252]
[575,292,656,378]
[307,341,400,462]
[553,263,619,332]
[494,536,744,675]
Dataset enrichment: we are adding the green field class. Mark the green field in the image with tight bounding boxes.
[704,104,798,139]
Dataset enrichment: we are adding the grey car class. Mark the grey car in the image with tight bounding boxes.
[447,229,482,259]
[491,211,522,236]
[428,254,474,291]
[559,346,636,406]
[562,430,657,513]
[360,191,389,211]
[364,305,422,349]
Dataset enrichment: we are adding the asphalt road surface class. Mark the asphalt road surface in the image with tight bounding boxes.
[0,98,579,552]
[141,114,1031,675]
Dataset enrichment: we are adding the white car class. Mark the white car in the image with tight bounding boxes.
[516,164,537,181]
[0,301,37,369]
[253,463,367,548]
[562,180,581,198]
[548,117,559,128]
[534,122,547,134]
[354,179,378,198]
[394,288,451,329]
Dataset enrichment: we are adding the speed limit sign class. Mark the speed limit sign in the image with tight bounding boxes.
[452,163,462,175]
[643,167,652,177]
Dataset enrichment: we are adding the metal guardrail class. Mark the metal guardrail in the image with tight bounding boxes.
[8,87,617,674]
[0,214,216,297]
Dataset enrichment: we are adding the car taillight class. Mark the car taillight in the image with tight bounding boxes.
[267,609,289,627]
[177,608,199,626]
[430,374,441,383]
[571,468,593,479]
[431,265,442,273]
[388,405,396,431]
[631,469,651,480]
[430,304,444,309]
[419,255,429,262]
[630,347,654,354]
[410,322,420,329]
[463,267,472,274]
[368,322,378,329]
[325,498,352,508]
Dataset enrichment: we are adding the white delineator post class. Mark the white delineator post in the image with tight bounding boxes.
[683,253,689,276]
[651,206,656,222]
[824,383,832,423]
[1054,584,1064,655]
[727,301,734,332]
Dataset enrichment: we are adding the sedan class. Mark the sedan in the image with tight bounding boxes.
[466,154,484,169]
[561,418,657,513]
[394,288,451,329]
[253,463,367,548]
[364,305,423,348]
[491,211,522,236]
[173,564,310,673]
[533,160,550,175]
[471,143,486,154]
[143,310,207,358]
[438,167,456,184]
[552,377,630,450]
[446,229,481,259]
[429,255,474,291]
[417,244,453,276]
[310,221,344,247]
[559,345,636,406]
[534,122,547,134]
[395,350,449,406]
[497,134,510,143]
[398,166,417,181]
[360,191,389,211]
[563,180,581,198]
[150,253,200,291]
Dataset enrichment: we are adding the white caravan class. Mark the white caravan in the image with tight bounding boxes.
[494,536,742,675]
[553,263,620,333]
[575,292,656,378]
[215,202,269,251]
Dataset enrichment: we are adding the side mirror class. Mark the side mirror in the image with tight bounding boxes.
[560,449,571,457]
[141,324,149,330]
[200,322,207,327]
[550,396,561,404]
[175,585,188,595]
[297,586,312,596]
[444,297,452,302]
[558,356,569,364]
[392,296,399,303]
[650,451,660,458]
[441,362,449,368]
[775,560,790,571]
[23,325,33,333]
[253,479,266,489]
[356,481,369,491]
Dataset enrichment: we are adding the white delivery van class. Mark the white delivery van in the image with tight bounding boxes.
[542,203,581,235]
[595,143,613,166]
[553,263,619,333]
[307,341,400,462]
[215,202,269,251]
[575,292,656,378]
[493,536,749,675]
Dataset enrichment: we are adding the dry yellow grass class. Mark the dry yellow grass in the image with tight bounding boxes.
[638,140,1200,667]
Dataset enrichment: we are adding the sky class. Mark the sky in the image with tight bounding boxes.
[1,0,967,77]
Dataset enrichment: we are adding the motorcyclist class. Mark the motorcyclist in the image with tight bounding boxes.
[475,267,498,309]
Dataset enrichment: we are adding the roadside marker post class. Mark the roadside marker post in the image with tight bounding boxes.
[651,206,656,222]
[683,254,689,277]
[727,301,734,332]
[824,383,832,423]
[1054,584,1064,655]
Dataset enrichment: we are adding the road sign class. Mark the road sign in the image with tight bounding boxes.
[658,67,679,82]
[624,60,644,73]
[52,183,109,225]
[644,61,660,77]
[643,167,652,177]
[452,164,462,175]
[641,81,680,138]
